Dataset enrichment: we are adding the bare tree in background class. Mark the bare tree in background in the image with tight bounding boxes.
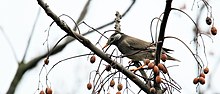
[5,0,136,94]
[1,0,218,94]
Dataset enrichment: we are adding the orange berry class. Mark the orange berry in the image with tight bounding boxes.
[206,17,212,25]
[144,59,150,65]
[193,77,199,84]
[156,75,162,84]
[161,54,167,62]
[110,79,115,87]
[200,73,205,78]
[117,83,123,91]
[116,91,121,94]
[45,87,52,94]
[159,63,168,74]
[44,58,49,65]
[153,66,159,75]
[211,26,217,35]
[158,63,163,70]
[148,62,155,69]
[158,63,167,74]
[204,67,209,74]
[90,55,96,63]
[199,77,205,85]
[39,90,45,94]
[87,82,92,90]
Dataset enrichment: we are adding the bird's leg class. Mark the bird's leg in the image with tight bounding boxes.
[130,61,147,72]
[130,61,148,80]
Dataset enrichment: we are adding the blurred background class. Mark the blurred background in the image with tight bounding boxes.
[0,0,219,94]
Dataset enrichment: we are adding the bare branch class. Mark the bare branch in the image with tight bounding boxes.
[6,0,136,94]
[0,26,18,62]
[73,0,91,30]
[21,8,42,63]
[154,0,172,90]
[37,0,151,93]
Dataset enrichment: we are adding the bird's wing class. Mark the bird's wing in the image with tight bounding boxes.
[123,35,153,50]
[123,35,174,53]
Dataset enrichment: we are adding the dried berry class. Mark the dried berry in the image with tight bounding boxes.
[116,91,121,94]
[193,77,199,84]
[156,75,162,84]
[44,58,49,65]
[200,73,205,78]
[204,67,209,74]
[117,83,123,91]
[105,65,111,71]
[211,26,217,35]
[158,63,163,70]
[39,90,45,94]
[110,79,115,87]
[199,77,205,85]
[158,63,168,74]
[148,62,155,69]
[153,66,159,75]
[206,17,212,25]
[90,55,96,63]
[161,54,167,62]
[87,82,92,90]
[144,59,150,65]
[45,87,52,94]
[150,87,156,93]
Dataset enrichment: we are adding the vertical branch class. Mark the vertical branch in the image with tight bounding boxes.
[154,0,172,88]
[155,0,172,65]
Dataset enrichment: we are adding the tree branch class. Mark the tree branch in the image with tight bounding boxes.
[21,8,41,63]
[154,0,172,91]
[37,0,151,93]
[6,0,136,94]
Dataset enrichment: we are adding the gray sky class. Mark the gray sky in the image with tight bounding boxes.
[0,0,220,94]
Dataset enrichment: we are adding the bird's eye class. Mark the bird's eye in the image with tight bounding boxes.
[110,37,114,41]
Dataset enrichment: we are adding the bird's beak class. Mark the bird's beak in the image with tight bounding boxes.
[102,44,109,49]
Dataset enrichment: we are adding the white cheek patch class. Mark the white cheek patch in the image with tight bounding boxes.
[114,33,122,40]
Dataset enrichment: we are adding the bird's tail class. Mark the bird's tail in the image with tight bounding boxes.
[167,54,180,62]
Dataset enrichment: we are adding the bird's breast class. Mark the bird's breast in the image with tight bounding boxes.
[116,45,154,61]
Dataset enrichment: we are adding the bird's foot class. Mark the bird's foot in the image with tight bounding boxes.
[130,63,146,72]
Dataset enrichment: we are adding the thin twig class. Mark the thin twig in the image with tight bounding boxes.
[0,26,18,62]
[21,8,41,63]
[37,0,151,93]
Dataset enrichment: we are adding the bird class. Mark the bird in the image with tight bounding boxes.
[102,32,179,78]
[103,32,179,62]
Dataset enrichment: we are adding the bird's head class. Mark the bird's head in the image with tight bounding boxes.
[103,32,123,49]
